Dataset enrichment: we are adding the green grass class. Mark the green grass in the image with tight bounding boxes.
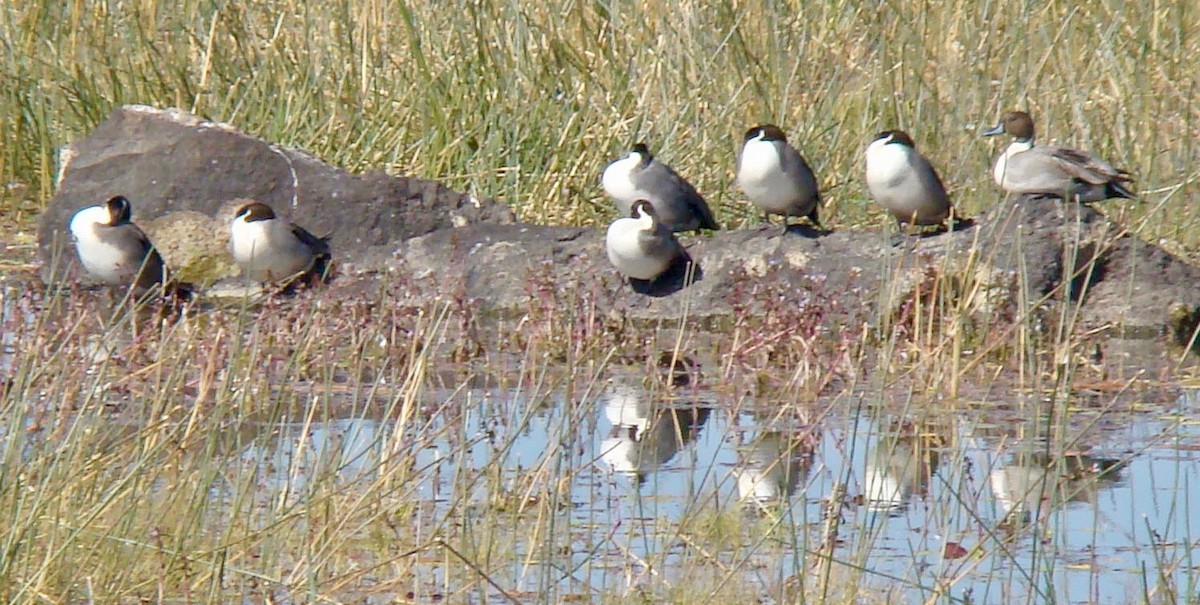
[2,0,1198,253]
[2,1,1199,603]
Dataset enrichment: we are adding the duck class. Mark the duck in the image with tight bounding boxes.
[737,124,822,234]
[230,202,330,284]
[982,110,1136,202]
[601,143,720,232]
[605,199,686,283]
[68,195,170,294]
[864,130,953,228]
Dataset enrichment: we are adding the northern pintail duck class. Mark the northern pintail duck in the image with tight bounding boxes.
[230,202,330,284]
[736,124,821,233]
[600,377,712,481]
[864,130,952,227]
[605,200,686,283]
[982,110,1136,202]
[732,432,810,504]
[68,195,170,294]
[601,143,720,232]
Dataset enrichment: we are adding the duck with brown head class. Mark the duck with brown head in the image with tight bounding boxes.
[982,110,1136,202]
[230,202,331,285]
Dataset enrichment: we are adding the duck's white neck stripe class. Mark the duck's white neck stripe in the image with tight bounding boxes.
[632,207,655,230]
[1006,139,1034,155]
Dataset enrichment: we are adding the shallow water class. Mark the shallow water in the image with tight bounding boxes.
[230,370,1200,604]
[2,285,1196,602]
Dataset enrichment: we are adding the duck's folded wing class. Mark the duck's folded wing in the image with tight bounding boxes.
[640,162,720,230]
[1047,147,1132,184]
[915,156,951,203]
[638,224,684,260]
[291,224,332,259]
[782,145,820,193]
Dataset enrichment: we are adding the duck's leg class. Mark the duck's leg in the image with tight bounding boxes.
[806,206,822,231]
[889,220,913,247]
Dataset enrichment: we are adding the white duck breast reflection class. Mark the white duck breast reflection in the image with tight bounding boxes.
[599,380,713,482]
[732,431,814,504]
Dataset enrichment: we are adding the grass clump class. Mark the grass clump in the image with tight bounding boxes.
[1,0,1198,254]
[2,1,1199,602]
[0,289,462,602]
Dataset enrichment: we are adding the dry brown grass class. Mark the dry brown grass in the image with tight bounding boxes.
[1,0,1197,252]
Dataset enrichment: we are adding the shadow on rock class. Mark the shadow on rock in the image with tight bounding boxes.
[629,253,703,297]
[890,217,977,246]
[949,216,977,232]
[782,223,829,238]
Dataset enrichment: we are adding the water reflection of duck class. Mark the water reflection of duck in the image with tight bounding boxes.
[989,451,1124,524]
[863,423,944,514]
[599,379,711,484]
[733,430,815,505]
[236,418,386,506]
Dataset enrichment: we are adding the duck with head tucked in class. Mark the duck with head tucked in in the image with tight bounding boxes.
[605,199,686,284]
[230,201,331,285]
[736,124,822,234]
[69,195,172,296]
[601,143,720,233]
[864,130,953,230]
[982,110,1136,202]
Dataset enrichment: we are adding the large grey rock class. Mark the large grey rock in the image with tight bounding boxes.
[964,198,1200,344]
[377,223,885,325]
[39,105,515,283]
[379,199,1200,350]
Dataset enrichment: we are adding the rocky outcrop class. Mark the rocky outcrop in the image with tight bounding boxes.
[37,106,1200,352]
[966,199,1200,343]
[381,201,1200,348]
[39,105,515,283]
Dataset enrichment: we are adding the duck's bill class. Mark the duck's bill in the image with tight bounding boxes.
[981,123,1006,137]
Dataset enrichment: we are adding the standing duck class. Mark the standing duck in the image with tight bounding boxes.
[864,130,953,229]
[982,110,1135,202]
[736,124,822,234]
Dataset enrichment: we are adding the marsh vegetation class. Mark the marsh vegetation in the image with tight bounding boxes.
[2,0,1200,603]
[1,282,1197,603]
[3,0,1198,247]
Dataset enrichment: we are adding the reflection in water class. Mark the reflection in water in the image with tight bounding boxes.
[238,418,388,503]
[1,284,21,379]
[599,379,711,483]
[863,422,944,514]
[989,450,1124,524]
[732,429,815,505]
